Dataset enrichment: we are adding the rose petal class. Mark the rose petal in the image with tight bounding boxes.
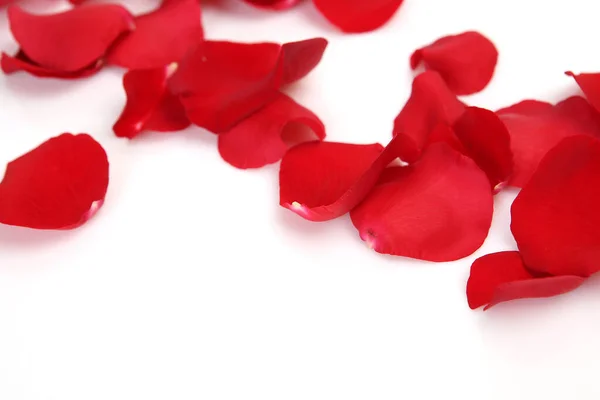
[467,251,585,310]
[393,71,465,163]
[1,51,103,78]
[279,135,405,221]
[107,0,203,70]
[566,71,600,113]
[280,38,328,85]
[218,93,325,169]
[0,134,109,230]
[7,4,134,72]
[511,135,600,277]
[350,143,493,261]
[497,96,600,187]
[410,31,498,95]
[452,106,513,190]
[313,0,404,33]
[113,66,190,139]
[242,0,300,10]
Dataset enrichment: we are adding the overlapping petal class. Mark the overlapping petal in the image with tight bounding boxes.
[566,71,600,113]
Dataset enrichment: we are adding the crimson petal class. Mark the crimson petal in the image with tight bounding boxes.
[410,31,498,95]
[511,135,600,277]
[280,38,328,85]
[279,135,405,222]
[313,0,404,33]
[107,0,203,70]
[218,93,325,169]
[1,51,103,79]
[393,71,465,163]
[566,71,600,113]
[113,66,190,139]
[242,0,300,10]
[467,251,585,310]
[0,134,109,230]
[350,144,493,261]
[6,4,133,73]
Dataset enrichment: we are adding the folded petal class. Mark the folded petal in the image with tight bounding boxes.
[313,0,404,33]
[410,31,498,95]
[497,96,600,187]
[280,38,328,85]
[242,0,300,10]
[218,93,325,169]
[393,71,465,162]
[467,251,585,310]
[113,66,190,139]
[511,135,600,277]
[1,51,103,78]
[7,4,134,72]
[566,71,600,113]
[350,143,493,261]
[0,134,109,230]
[107,0,203,70]
[279,135,405,221]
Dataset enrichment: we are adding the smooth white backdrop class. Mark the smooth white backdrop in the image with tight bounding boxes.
[1,0,600,399]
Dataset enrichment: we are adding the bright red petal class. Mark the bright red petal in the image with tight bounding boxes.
[242,0,300,10]
[350,144,493,261]
[7,4,133,72]
[280,38,328,85]
[566,71,600,113]
[279,135,406,221]
[107,0,203,70]
[113,66,190,139]
[452,106,513,191]
[1,51,103,78]
[511,135,600,277]
[313,0,404,33]
[467,251,585,310]
[410,31,498,95]
[0,134,109,230]
[218,93,325,169]
[393,71,465,163]
[497,96,600,187]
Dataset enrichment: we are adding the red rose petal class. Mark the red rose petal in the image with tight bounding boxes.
[7,4,134,72]
[410,31,498,95]
[393,71,465,163]
[107,0,203,70]
[566,71,600,113]
[0,134,109,230]
[511,135,600,277]
[497,96,600,187]
[313,0,404,33]
[279,135,405,222]
[280,38,328,85]
[1,51,103,79]
[350,144,493,261]
[113,66,190,139]
[467,251,585,310]
[452,106,513,190]
[218,93,325,169]
[242,0,300,10]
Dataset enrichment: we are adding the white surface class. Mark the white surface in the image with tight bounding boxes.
[1,0,600,399]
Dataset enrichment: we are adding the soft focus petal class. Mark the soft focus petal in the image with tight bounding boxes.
[242,0,300,10]
[1,51,103,78]
[350,144,493,261]
[218,93,325,169]
[511,135,600,277]
[0,134,109,230]
[411,31,498,95]
[313,0,404,33]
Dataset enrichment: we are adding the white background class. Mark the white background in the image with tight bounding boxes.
[1,0,600,398]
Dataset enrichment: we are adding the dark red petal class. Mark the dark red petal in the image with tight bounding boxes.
[218,93,325,169]
[1,51,103,78]
[279,135,406,221]
[7,4,133,72]
[280,38,328,85]
[393,71,465,163]
[497,96,600,187]
[452,106,513,190]
[566,71,600,113]
[242,0,300,10]
[511,135,600,277]
[313,0,404,33]
[107,0,203,70]
[113,66,190,139]
[467,251,585,310]
[0,134,109,230]
[411,31,498,95]
[350,144,493,261]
